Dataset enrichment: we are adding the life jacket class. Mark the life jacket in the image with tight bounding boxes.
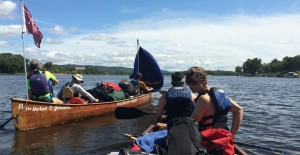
[195,87,232,130]
[62,82,76,99]
[30,71,50,96]
[165,117,207,155]
[164,87,194,122]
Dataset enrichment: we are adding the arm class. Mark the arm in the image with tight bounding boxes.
[76,85,98,102]
[155,94,166,119]
[139,81,154,91]
[45,71,58,86]
[56,85,64,100]
[155,94,168,130]
[229,98,243,137]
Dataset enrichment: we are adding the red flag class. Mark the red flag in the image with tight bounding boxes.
[22,3,43,48]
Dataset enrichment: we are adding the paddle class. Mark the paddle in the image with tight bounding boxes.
[115,107,155,119]
[0,116,14,129]
[234,141,288,154]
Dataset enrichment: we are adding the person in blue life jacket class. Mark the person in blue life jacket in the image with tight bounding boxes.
[155,72,196,129]
[186,66,243,139]
[27,59,63,104]
[129,72,153,94]
[57,74,99,103]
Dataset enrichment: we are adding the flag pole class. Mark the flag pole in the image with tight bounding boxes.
[20,0,29,99]
[137,39,140,73]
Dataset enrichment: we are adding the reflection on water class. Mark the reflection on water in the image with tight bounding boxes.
[1,75,300,154]
[12,114,118,154]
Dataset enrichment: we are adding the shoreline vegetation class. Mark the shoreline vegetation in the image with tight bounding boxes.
[0,53,299,77]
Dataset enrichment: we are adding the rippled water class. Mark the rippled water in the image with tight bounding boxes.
[0,75,299,155]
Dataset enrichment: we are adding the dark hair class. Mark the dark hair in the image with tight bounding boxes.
[135,72,142,79]
[171,72,185,86]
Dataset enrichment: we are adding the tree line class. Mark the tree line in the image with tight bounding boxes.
[235,55,300,77]
[1,53,299,76]
[0,53,171,75]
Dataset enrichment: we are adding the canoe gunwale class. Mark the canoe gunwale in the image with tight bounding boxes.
[10,93,150,106]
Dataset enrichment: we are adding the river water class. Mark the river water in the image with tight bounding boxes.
[0,75,299,155]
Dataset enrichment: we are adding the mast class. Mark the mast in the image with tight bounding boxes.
[137,39,140,73]
[20,0,29,99]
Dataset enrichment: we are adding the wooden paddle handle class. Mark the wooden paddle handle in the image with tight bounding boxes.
[123,134,137,140]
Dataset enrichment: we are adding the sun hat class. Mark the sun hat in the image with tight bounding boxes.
[72,74,84,82]
[29,59,43,71]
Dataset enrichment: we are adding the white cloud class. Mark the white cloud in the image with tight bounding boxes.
[43,38,63,44]
[0,40,10,46]
[2,12,300,71]
[0,0,16,19]
[0,25,21,37]
[46,25,66,34]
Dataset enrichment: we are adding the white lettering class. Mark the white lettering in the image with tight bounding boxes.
[23,106,71,112]
[18,104,24,110]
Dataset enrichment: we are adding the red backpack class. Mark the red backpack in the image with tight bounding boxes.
[201,128,234,155]
[101,82,121,93]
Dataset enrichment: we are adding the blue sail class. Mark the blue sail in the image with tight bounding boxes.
[133,47,164,91]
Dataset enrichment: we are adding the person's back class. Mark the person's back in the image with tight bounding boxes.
[27,59,60,103]
[186,66,243,155]
[164,86,194,122]
[156,72,195,126]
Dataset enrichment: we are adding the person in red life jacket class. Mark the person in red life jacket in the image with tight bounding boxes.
[57,74,99,104]
[155,72,196,129]
[27,59,63,104]
[186,66,243,155]
[130,72,153,94]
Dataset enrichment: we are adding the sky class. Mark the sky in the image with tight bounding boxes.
[1,0,300,71]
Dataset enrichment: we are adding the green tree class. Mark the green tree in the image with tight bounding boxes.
[44,62,54,70]
[235,66,243,76]
[242,58,262,76]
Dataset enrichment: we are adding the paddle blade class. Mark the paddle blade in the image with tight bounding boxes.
[115,107,152,119]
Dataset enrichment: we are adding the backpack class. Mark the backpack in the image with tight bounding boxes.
[201,128,234,155]
[30,71,50,96]
[129,79,140,95]
[100,82,122,93]
[161,117,207,155]
[119,80,136,96]
[62,82,74,99]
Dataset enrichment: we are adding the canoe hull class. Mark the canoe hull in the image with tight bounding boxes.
[11,93,153,130]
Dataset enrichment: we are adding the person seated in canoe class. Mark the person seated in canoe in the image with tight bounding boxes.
[130,72,154,94]
[186,66,244,154]
[57,74,99,104]
[155,71,196,129]
[27,59,63,104]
